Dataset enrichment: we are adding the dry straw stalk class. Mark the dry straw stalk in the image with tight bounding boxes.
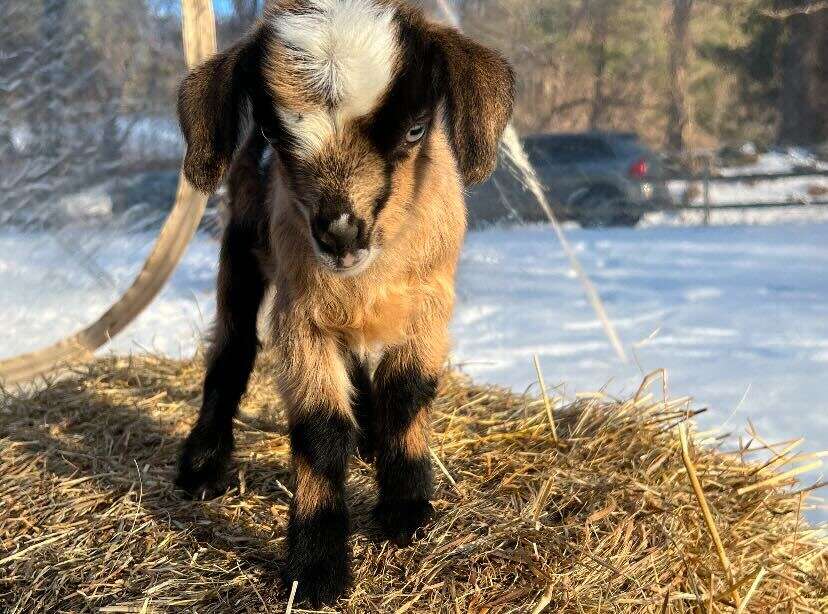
[1,352,826,612]
[678,424,740,609]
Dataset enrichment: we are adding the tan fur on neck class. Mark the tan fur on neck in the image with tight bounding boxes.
[266,124,465,380]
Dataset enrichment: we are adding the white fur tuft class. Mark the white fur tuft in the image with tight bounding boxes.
[279,107,338,159]
[273,0,399,156]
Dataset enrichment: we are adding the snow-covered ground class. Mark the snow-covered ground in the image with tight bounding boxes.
[2,217,827,520]
[719,148,828,175]
[670,174,828,205]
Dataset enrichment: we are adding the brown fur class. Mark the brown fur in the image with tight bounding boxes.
[401,407,431,459]
[263,33,326,113]
[430,25,515,184]
[262,125,462,430]
[175,1,513,603]
[294,458,334,519]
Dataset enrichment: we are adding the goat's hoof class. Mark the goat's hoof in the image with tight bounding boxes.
[374,498,434,546]
[282,551,352,607]
[175,422,233,499]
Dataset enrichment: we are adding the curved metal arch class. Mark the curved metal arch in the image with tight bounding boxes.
[0,0,217,386]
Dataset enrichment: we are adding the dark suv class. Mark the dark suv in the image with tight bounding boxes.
[524,132,671,226]
[467,132,672,228]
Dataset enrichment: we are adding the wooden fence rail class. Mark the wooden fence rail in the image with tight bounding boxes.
[668,200,828,212]
[670,168,828,223]
[671,169,828,183]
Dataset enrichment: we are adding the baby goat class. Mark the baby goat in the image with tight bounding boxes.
[175,0,514,604]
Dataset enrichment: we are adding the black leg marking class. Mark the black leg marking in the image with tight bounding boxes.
[373,356,438,545]
[347,353,375,461]
[284,494,352,607]
[373,492,434,547]
[176,222,266,498]
[283,410,355,606]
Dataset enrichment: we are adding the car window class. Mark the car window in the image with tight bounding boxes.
[527,136,615,164]
[609,136,648,158]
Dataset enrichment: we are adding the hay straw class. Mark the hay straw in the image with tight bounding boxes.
[1,352,826,612]
[285,581,298,614]
[678,424,740,609]
[428,447,462,497]
[532,354,558,443]
[737,461,824,495]
[735,568,765,614]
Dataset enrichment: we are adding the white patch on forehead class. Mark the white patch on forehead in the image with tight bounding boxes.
[272,0,400,157]
[279,107,337,159]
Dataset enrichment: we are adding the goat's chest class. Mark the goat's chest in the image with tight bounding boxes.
[308,277,418,353]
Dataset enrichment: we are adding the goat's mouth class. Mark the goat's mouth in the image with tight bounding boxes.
[311,241,377,278]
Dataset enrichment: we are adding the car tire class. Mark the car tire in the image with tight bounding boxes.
[613,211,642,227]
[572,186,640,228]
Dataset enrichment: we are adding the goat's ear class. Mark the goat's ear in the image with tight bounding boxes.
[432,27,515,186]
[177,26,264,193]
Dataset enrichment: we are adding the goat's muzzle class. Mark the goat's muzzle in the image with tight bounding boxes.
[310,212,375,277]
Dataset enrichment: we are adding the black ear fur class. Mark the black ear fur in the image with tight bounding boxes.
[432,27,515,186]
[177,26,265,194]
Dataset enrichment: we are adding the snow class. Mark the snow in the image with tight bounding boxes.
[1,229,217,361]
[9,118,183,160]
[2,217,827,521]
[669,175,828,208]
[643,205,828,227]
[118,116,183,161]
[460,222,828,521]
[719,148,828,176]
[54,187,113,220]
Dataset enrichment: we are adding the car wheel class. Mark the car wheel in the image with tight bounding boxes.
[572,186,639,228]
[613,211,642,227]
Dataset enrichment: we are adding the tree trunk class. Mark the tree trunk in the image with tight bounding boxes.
[777,13,818,145]
[38,0,69,156]
[809,11,827,143]
[665,0,693,153]
[588,16,608,130]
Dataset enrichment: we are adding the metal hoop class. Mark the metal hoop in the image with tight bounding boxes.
[0,0,218,386]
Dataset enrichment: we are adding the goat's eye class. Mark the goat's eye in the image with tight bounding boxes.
[406,123,426,144]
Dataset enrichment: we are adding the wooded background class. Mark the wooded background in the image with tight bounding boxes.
[452,0,827,151]
[1,0,825,221]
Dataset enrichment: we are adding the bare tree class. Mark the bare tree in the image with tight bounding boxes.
[777,15,814,143]
[588,12,609,130]
[665,0,693,152]
[220,0,264,43]
[763,0,828,17]
[233,0,263,21]
[768,1,826,144]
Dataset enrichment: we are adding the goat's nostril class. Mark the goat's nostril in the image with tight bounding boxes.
[313,212,366,257]
[316,232,335,253]
[320,217,358,248]
[328,217,359,243]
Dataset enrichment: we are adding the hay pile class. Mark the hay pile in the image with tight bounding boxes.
[1,353,826,613]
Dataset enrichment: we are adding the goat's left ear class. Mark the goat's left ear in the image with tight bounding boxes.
[177,25,265,194]
[432,27,515,186]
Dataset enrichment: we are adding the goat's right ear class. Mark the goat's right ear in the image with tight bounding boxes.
[430,26,515,186]
[177,26,265,194]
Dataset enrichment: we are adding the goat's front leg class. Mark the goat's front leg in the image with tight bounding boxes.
[347,352,376,461]
[373,327,447,545]
[274,319,355,605]
[176,222,266,497]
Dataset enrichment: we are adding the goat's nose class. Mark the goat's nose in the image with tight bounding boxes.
[316,214,362,254]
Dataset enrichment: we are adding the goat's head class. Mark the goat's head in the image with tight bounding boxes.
[178,0,514,277]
